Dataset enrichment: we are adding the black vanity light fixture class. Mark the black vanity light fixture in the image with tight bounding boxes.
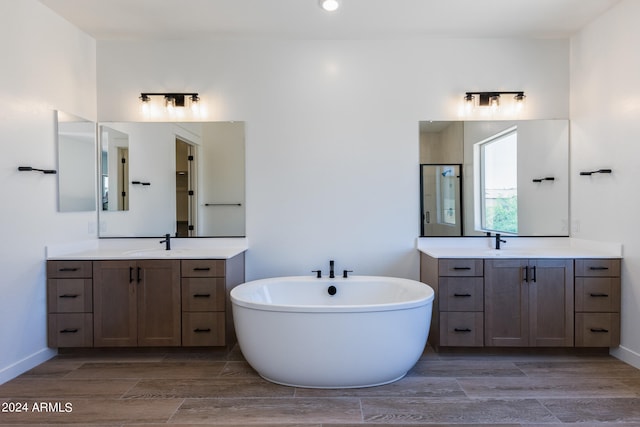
[139,92,200,113]
[18,166,56,174]
[464,91,526,109]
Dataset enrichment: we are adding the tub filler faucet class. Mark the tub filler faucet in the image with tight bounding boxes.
[160,233,171,250]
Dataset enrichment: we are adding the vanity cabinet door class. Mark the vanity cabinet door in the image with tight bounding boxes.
[93,260,138,347]
[528,259,574,347]
[484,259,529,346]
[484,258,573,347]
[137,260,181,346]
[93,260,181,347]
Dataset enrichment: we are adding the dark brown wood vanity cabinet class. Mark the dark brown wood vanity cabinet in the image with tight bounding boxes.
[420,256,484,348]
[46,261,94,347]
[181,254,245,347]
[181,260,226,346]
[484,259,574,347]
[575,259,621,347]
[47,253,245,349]
[92,260,181,347]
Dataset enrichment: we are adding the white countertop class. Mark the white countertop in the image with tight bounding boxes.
[416,237,622,259]
[46,237,248,260]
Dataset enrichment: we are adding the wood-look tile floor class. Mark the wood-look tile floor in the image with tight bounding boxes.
[1,345,640,426]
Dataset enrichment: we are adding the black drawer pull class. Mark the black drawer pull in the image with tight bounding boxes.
[193,267,211,271]
[590,328,609,333]
[453,293,472,297]
[194,328,211,333]
[589,266,609,270]
[59,267,79,272]
[60,328,78,334]
[193,294,211,298]
[59,294,79,298]
[590,293,609,297]
[454,328,472,333]
[453,267,471,270]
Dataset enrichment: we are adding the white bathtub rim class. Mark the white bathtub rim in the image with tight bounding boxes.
[230,275,435,313]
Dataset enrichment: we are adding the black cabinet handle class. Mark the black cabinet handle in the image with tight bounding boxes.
[590,328,609,333]
[453,293,472,297]
[531,266,537,283]
[59,267,79,272]
[454,328,472,333]
[524,266,529,282]
[137,267,142,283]
[129,267,134,283]
[590,293,609,297]
[59,294,79,298]
[589,266,609,270]
[194,328,211,333]
[193,294,211,298]
[60,328,79,334]
[453,267,471,270]
[193,267,211,271]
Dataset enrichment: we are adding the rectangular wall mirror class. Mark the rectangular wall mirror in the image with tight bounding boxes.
[419,119,569,237]
[57,111,96,212]
[98,121,245,238]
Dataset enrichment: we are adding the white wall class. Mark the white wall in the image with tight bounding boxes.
[97,38,569,280]
[0,1,96,383]
[570,0,640,366]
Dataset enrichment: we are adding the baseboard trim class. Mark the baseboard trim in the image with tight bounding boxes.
[611,345,640,369]
[0,347,57,385]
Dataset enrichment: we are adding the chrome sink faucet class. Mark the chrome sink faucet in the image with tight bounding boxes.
[160,233,171,250]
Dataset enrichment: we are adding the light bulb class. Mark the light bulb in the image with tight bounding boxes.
[320,0,339,12]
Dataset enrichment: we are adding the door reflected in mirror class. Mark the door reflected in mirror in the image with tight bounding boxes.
[57,111,96,212]
[420,164,462,236]
[100,126,129,211]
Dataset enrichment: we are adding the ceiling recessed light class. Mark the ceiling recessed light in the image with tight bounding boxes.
[319,0,340,12]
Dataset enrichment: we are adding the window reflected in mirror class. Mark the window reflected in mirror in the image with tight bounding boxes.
[476,126,518,234]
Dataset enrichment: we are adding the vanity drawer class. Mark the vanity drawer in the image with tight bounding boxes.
[47,260,92,278]
[438,259,484,277]
[575,259,621,277]
[439,277,484,312]
[181,278,225,312]
[47,279,93,313]
[575,278,621,312]
[575,313,620,347]
[181,260,225,277]
[47,313,93,347]
[182,312,225,346]
[440,312,484,347]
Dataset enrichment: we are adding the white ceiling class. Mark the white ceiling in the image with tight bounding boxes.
[38,0,620,41]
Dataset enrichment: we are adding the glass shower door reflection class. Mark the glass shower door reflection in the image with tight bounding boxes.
[420,164,462,237]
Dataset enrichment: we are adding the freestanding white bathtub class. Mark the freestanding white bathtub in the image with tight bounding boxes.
[230,275,434,388]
